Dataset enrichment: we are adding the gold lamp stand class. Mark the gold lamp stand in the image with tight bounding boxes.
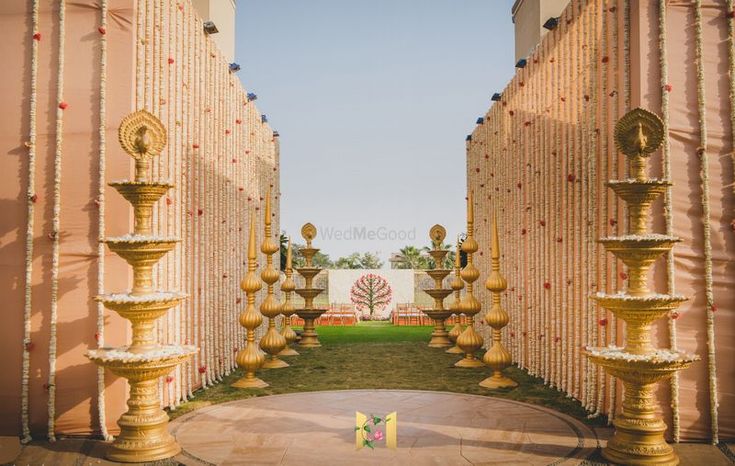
[258,189,289,369]
[85,110,197,462]
[278,239,299,356]
[455,191,485,367]
[479,212,517,389]
[232,210,268,388]
[423,225,453,347]
[584,108,697,466]
[294,223,327,347]
[446,241,465,354]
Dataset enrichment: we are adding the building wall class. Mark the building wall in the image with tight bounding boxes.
[0,0,279,438]
[469,0,733,442]
[512,0,570,62]
[191,0,236,61]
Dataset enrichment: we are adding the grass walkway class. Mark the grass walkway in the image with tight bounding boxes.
[169,322,606,427]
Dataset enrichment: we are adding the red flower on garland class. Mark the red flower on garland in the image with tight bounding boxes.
[711,303,718,312]
[727,9,734,18]
[664,83,673,93]
[165,376,174,384]
[584,95,590,102]
[599,318,608,326]
[30,194,38,203]
[521,228,527,235]
[510,332,515,338]
[557,237,563,243]
[165,197,173,205]
[560,96,566,102]
[517,182,522,189]
[192,143,200,149]
[33,32,42,41]
[509,110,514,116]
[25,341,34,351]
[539,220,546,227]
[601,56,609,63]
[232,158,237,163]
[543,282,551,290]
[524,121,531,127]
[236,297,242,304]
[671,311,679,320]
[609,218,617,226]
[567,174,576,182]
[197,208,203,216]
[619,272,628,280]
[554,336,561,343]
[238,187,244,192]
[94,332,100,342]
[475,168,480,173]
[98,26,106,35]
[58,101,69,110]
[236,119,242,124]
[168,57,175,64]
[233,347,239,353]
[225,129,231,135]
[198,366,207,374]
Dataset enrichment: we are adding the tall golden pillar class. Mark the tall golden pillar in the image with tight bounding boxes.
[86,110,196,462]
[446,241,465,354]
[455,191,485,368]
[584,108,697,465]
[479,212,517,389]
[278,239,299,356]
[294,223,327,347]
[258,189,289,368]
[422,225,453,348]
[232,211,268,389]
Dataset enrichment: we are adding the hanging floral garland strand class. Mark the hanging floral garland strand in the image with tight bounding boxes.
[21,0,41,444]
[694,0,719,445]
[47,0,68,442]
[96,0,112,441]
[656,0,680,442]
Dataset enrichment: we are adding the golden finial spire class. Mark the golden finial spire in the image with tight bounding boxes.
[480,210,516,388]
[456,191,484,367]
[278,239,299,357]
[233,208,267,388]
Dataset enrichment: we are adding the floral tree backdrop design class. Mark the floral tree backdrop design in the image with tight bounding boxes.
[350,273,392,319]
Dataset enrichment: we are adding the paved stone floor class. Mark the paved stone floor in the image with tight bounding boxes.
[3,390,734,465]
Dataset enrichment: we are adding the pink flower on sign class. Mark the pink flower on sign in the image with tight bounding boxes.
[373,430,384,441]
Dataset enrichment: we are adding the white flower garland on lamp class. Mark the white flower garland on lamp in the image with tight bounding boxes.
[21,0,40,444]
[96,0,112,441]
[47,0,67,442]
[694,0,719,445]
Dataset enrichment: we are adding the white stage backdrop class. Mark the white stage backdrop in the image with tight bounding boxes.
[327,270,415,318]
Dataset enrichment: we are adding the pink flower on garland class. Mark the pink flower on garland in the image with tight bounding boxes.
[58,101,69,110]
[165,376,174,384]
[98,26,106,35]
[664,83,673,93]
[33,32,41,41]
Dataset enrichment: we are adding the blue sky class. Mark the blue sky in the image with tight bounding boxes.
[235,1,516,266]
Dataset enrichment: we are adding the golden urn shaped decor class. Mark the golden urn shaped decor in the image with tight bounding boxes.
[258,189,289,369]
[294,223,327,347]
[278,239,299,356]
[422,225,453,347]
[85,110,197,463]
[455,191,485,367]
[479,212,517,389]
[584,108,697,466]
[232,210,268,389]
[446,240,465,354]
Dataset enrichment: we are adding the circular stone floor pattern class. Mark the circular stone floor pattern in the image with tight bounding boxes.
[171,390,598,465]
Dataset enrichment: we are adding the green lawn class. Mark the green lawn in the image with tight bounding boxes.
[168,322,606,427]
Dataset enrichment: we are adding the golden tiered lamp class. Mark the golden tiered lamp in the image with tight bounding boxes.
[479,212,517,389]
[294,223,327,347]
[422,225,453,347]
[85,110,197,462]
[258,189,289,369]
[455,191,485,367]
[446,240,465,354]
[278,239,299,356]
[584,108,697,466]
[232,211,268,388]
